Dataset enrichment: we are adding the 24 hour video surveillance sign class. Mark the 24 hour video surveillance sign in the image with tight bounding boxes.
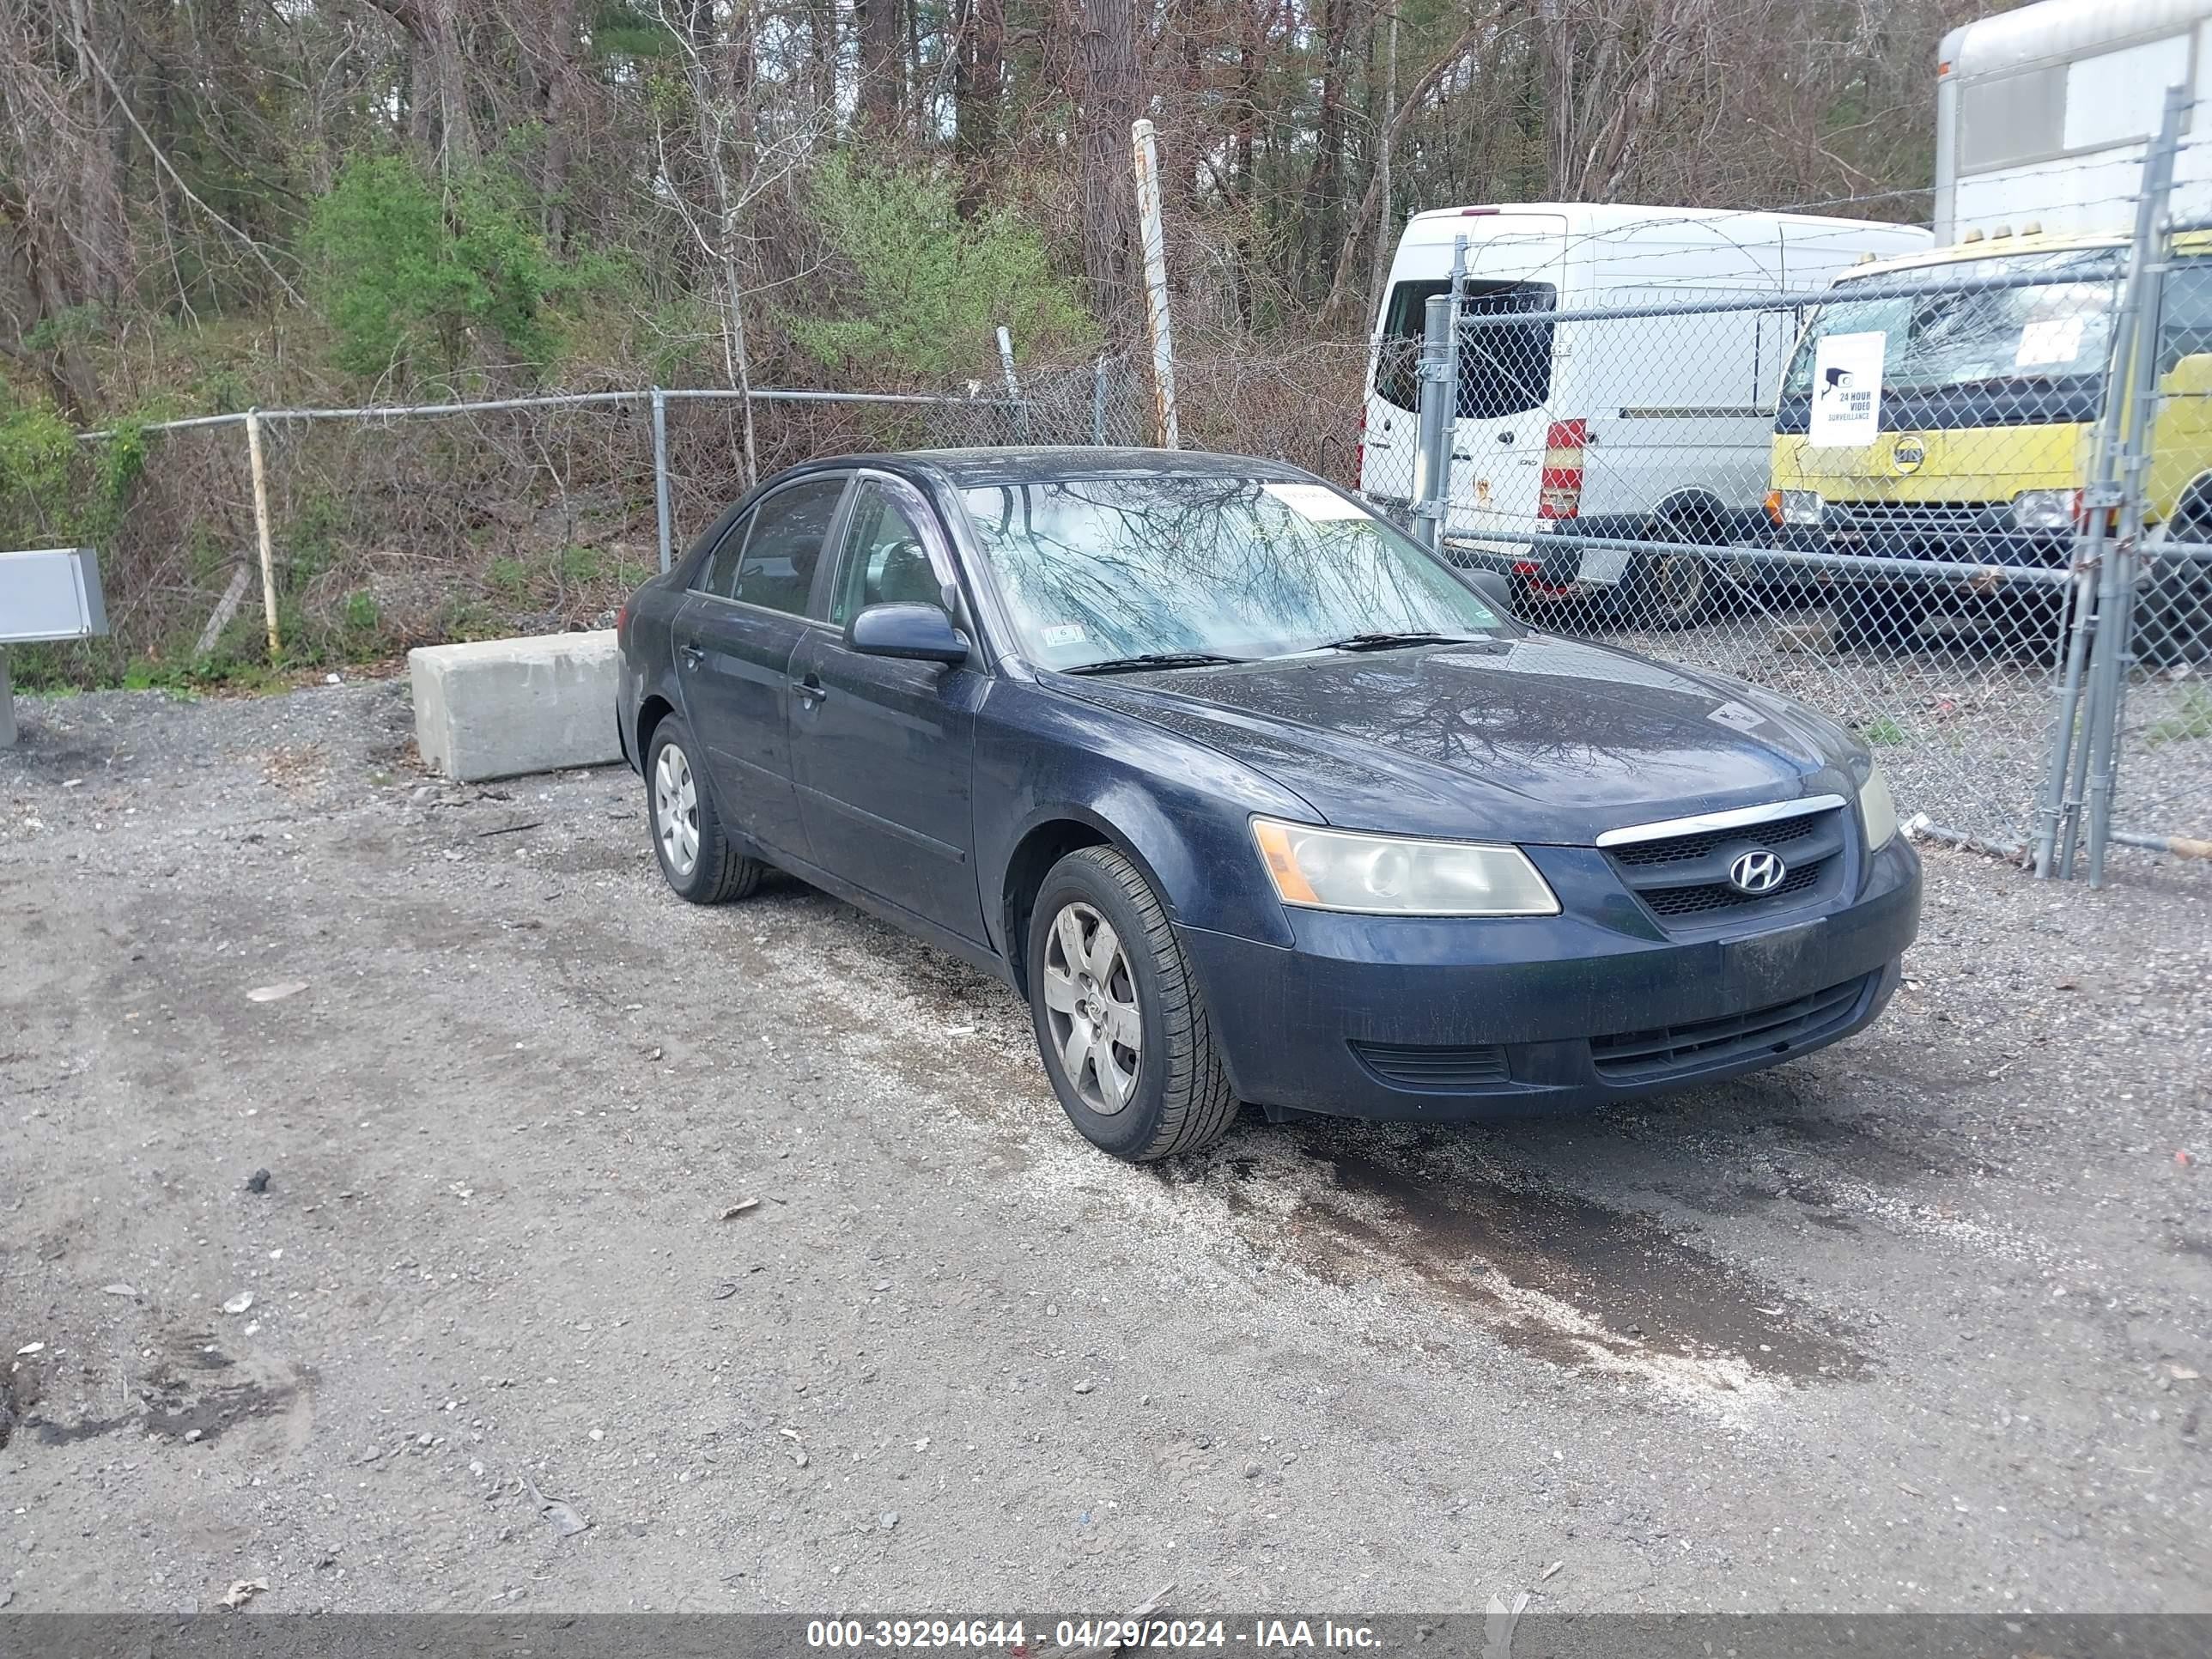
[1809,331,1887,447]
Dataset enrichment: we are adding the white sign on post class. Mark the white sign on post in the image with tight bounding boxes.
[1808,331,1887,447]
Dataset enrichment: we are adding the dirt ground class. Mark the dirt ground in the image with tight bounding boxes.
[1,679,2208,1617]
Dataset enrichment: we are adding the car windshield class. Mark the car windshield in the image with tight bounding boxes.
[1782,249,2121,399]
[957,474,1505,669]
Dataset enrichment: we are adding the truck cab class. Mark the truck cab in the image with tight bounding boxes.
[1766,228,2212,655]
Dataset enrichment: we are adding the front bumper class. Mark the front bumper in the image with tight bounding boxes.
[1773,521,2070,572]
[1176,837,1921,1121]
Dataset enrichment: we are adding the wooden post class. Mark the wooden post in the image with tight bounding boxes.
[1130,118,1179,449]
[246,409,281,659]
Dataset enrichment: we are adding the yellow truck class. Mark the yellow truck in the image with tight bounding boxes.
[1765,228,2212,659]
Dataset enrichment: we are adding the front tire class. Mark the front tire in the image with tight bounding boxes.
[647,715,763,905]
[1832,583,1924,654]
[2140,524,2212,665]
[1026,846,1238,1162]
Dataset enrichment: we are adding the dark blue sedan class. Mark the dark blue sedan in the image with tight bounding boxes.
[615,448,1920,1161]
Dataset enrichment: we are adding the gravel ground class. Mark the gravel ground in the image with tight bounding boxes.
[1,679,2209,1618]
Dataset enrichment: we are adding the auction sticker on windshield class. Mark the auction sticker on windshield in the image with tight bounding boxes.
[1264,482,1370,520]
[1809,331,1885,447]
[2016,313,2087,368]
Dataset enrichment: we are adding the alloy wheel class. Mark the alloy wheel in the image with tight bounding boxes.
[653,741,700,878]
[1040,901,1143,1115]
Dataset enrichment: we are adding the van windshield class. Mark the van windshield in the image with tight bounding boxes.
[1375,279,1557,418]
[1782,249,2121,401]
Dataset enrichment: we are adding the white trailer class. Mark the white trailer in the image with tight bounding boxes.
[1935,0,2212,243]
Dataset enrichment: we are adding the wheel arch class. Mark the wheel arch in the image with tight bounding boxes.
[997,809,1182,1000]
[1649,487,1732,539]
[636,693,678,764]
[2166,470,2212,533]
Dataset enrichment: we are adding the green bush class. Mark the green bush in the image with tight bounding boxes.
[304,155,589,382]
[787,155,1097,381]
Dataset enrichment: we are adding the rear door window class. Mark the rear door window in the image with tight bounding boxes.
[730,476,848,617]
[1455,282,1557,420]
[696,509,752,599]
[1374,278,1557,418]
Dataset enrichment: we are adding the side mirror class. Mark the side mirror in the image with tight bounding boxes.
[845,601,969,665]
[1462,568,1516,617]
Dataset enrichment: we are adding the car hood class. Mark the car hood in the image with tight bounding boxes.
[1054,635,1859,843]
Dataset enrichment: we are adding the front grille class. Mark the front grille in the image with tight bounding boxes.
[1350,1040,1510,1090]
[1608,811,1823,869]
[1604,803,1848,928]
[1829,501,1997,537]
[1591,975,1874,1081]
[1641,858,1826,917]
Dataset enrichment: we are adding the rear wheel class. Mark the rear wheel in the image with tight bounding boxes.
[1026,846,1238,1162]
[1622,519,1715,629]
[647,716,763,905]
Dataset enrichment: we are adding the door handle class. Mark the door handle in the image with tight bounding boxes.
[793,674,828,707]
[1497,430,1515,444]
[680,644,703,669]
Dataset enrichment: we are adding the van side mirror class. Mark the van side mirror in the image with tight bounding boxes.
[846,601,969,665]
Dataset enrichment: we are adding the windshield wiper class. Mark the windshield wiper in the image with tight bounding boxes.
[1309,629,1487,653]
[1060,651,1249,675]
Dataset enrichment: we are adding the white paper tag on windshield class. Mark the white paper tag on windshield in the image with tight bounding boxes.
[1808,331,1885,447]
[1707,700,1767,733]
[2016,314,2086,368]
[1040,623,1087,648]
[1263,482,1370,520]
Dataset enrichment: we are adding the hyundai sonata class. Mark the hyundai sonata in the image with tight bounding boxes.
[615,448,1920,1161]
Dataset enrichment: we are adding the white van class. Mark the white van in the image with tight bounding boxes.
[1360,203,1932,623]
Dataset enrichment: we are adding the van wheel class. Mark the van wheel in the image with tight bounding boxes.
[1624,523,1714,629]
[1832,586,1923,654]
[2140,522,2212,665]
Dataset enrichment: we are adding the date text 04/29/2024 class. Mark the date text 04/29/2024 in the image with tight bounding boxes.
[803,1619,1382,1650]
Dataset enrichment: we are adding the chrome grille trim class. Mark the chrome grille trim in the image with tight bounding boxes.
[1594,793,1850,850]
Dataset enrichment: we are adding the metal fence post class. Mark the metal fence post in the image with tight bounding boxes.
[995,326,1030,445]
[1091,355,1110,447]
[2036,82,2186,879]
[650,386,673,574]
[2085,87,2187,885]
[2079,82,2185,884]
[1410,293,1454,554]
[244,408,281,659]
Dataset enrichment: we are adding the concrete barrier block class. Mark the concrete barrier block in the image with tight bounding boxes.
[409,629,622,782]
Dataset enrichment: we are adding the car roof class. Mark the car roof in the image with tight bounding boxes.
[784,446,1318,490]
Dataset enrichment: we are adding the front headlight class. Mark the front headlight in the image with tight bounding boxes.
[1250,818,1560,916]
[2012,489,2076,533]
[1858,763,1899,850]
[1779,489,1824,526]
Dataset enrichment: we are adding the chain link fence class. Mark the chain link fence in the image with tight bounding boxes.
[1353,187,2210,883]
[54,383,1052,684]
[45,162,2212,885]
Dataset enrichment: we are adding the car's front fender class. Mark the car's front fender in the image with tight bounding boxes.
[972,682,1313,963]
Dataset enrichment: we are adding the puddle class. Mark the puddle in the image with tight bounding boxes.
[1212,1124,1868,1389]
